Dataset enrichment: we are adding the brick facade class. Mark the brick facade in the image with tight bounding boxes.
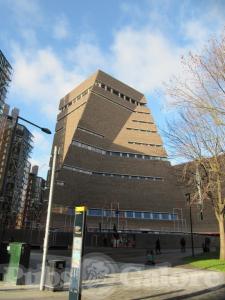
[48,70,217,234]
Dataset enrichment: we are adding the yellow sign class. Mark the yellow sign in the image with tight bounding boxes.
[75,206,87,213]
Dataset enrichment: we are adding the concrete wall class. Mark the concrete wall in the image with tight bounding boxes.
[84,232,219,250]
[0,229,219,251]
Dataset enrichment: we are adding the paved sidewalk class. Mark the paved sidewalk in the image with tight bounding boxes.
[0,249,224,300]
[0,263,225,300]
[1,266,225,300]
[0,290,67,300]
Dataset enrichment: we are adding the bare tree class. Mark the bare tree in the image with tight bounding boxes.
[165,29,225,260]
[167,29,225,122]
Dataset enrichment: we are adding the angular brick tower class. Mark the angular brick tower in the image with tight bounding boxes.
[49,70,184,232]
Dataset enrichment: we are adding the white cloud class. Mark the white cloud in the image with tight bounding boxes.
[111,27,183,94]
[10,45,84,119]
[184,20,210,46]
[5,0,43,28]
[67,41,108,74]
[182,19,223,53]
[53,16,70,40]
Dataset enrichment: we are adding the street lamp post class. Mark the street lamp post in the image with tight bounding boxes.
[17,116,51,134]
[40,146,58,291]
[0,114,51,244]
[40,145,57,291]
[185,193,195,257]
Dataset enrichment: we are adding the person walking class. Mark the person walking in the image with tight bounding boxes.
[180,237,186,252]
[155,238,161,254]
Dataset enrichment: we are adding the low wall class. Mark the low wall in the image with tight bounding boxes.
[0,229,219,250]
[84,232,219,250]
[0,229,72,248]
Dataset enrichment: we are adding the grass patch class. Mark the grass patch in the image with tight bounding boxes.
[183,251,225,272]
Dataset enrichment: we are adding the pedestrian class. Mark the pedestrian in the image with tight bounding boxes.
[103,236,108,247]
[205,237,211,252]
[180,237,186,252]
[155,238,161,254]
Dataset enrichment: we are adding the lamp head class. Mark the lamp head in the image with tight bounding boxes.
[41,128,51,134]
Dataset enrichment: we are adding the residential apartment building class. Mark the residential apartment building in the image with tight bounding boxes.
[49,70,189,233]
[0,50,12,188]
[23,165,46,229]
[0,50,12,115]
[0,108,33,229]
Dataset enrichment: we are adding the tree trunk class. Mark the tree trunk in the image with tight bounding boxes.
[218,215,225,260]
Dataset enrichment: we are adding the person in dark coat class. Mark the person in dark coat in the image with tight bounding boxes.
[155,238,161,254]
[180,237,186,252]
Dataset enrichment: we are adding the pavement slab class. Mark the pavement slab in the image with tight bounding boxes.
[0,249,225,300]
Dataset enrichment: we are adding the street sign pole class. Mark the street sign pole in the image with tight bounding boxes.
[69,206,87,300]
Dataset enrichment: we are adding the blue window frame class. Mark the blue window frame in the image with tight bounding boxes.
[152,213,160,220]
[104,210,112,217]
[88,209,102,216]
[67,208,74,216]
[126,211,134,218]
[171,214,178,220]
[143,212,151,219]
[161,213,169,220]
[87,208,177,221]
[134,211,142,219]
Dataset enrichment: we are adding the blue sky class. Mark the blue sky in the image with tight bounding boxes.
[1,0,225,178]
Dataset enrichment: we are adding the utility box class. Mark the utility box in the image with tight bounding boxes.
[45,260,66,291]
[4,242,30,285]
[0,242,10,281]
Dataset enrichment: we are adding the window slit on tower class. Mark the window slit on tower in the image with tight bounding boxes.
[95,80,145,107]
[72,140,167,161]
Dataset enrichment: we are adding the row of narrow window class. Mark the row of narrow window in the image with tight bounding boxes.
[77,127,104,139]
[135,111,150,115]
[63,164,164,181]
[95,81,145,107]
[128,141,162,147]
[88,208,178,221]
[60,86,92,111]
[126,127,157,133]
[72,140,167,161]
[52,206,178,221]
[60,84,151,114]
[132,119,154,124]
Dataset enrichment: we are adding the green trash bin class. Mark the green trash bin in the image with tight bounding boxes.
[4,242,30,285]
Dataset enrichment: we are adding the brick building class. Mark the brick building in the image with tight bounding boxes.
[0,107,33,229]
[48,70,191,233]
[23,165,46,229]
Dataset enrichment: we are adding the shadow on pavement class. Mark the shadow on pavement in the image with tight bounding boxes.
[131,289,185,299]
[164,283,225,300]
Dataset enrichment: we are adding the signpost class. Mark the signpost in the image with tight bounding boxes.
[69,206,87,300]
